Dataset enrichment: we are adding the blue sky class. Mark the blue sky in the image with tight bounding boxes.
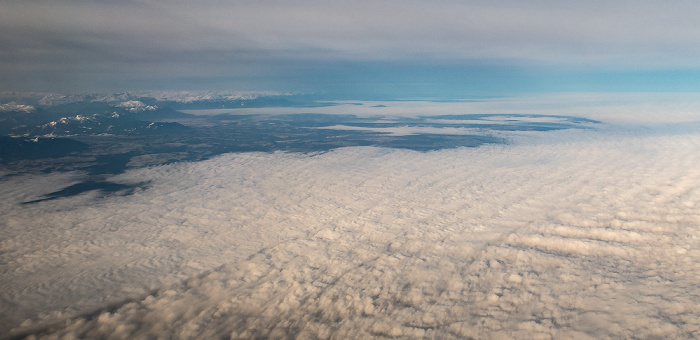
[2,0,699,96]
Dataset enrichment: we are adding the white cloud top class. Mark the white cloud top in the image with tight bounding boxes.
[1,96,699,338]
[187,93,700,124]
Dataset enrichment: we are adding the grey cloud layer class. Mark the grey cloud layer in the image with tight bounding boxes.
[2,117,700,338]
[2,0,700,87]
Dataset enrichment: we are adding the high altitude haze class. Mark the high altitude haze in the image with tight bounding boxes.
[2,0,700,94]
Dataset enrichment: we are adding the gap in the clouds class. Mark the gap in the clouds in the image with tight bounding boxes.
[1,93,601,203]
[1,112,598,176]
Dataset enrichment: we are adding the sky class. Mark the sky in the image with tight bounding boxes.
[2,0,700,95]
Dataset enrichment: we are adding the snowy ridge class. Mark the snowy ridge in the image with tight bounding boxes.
[131,90,289,103]
[0,102,35,113]
[0,91,295,115]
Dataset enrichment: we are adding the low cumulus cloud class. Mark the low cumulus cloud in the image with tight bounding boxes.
[2,108,699,338]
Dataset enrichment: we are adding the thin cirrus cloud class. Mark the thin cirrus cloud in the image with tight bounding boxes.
[1,0,700,92]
